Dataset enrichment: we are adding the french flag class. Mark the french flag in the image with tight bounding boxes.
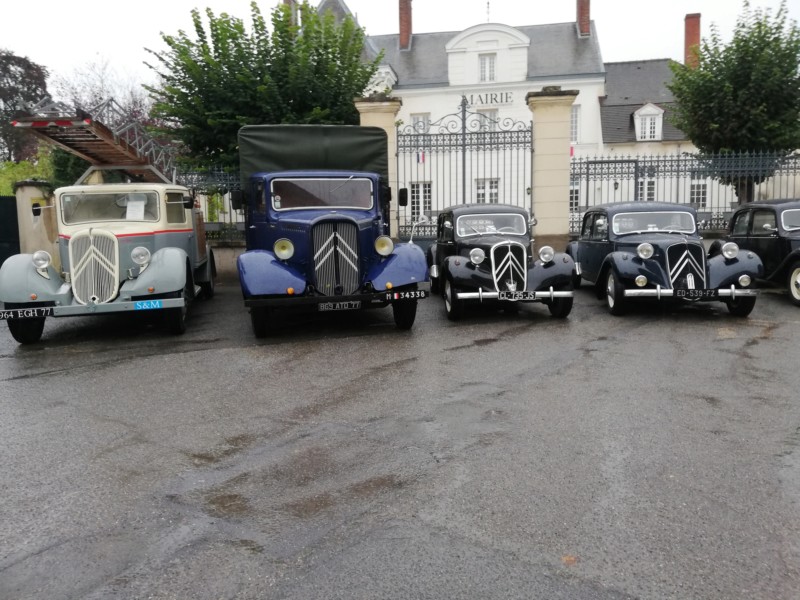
[417,152,425,163]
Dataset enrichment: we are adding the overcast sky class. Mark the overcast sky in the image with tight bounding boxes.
[4,0,799,93]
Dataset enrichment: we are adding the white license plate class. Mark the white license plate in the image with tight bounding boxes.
[676,289,718,298]
[498,291,537,301]
[386,290,428,300]
[318,301,362,312]
[0,307,53,320]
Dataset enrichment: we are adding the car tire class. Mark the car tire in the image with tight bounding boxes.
[605,270,627,316]
[572,271,582,289]
[726,295,757,317]
[444,277,464,321]
[788,262,800,306]
[251,307,270,338]
[165,273,192,335]
[393,300,417,330]
[548,290,574,319]
[199,251,216,299]
[8,317,45,344]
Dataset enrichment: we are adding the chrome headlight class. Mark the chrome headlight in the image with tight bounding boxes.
[538,246,555,264]
[375,235,394,257]
[722,242,739,260]
[738,274,752,287]
[131,246,151,266]
[469,248,485,265]
[637,243,654,260]
[274,238,295,260]
[32,250,52,269]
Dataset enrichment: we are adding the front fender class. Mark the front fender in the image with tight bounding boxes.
[528,253,576,290]
[0,254,67,304]
[237,249,306,297]
[602,252,670,286]
[121,247,189,296]
[707,251,763,288]
[368,243,429,290]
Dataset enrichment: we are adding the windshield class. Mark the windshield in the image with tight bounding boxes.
[612,210,696,235]
[782,209,800,231]
[61,191,159,224]
[271,178,373,210]
[455,213,527,237]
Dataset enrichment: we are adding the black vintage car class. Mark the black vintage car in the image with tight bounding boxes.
[426,204,575,320]
[710,199,800,306]
[566,202,763,316]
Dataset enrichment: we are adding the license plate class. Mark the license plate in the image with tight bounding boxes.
[498,291,537,301]
[676,289,718,299]
[386,290,428,300]
[318,301,362,312]
[0,307,53,320]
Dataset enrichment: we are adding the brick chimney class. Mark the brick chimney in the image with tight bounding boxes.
[400,0,412,50]
[684,13,701,68]
[577,0,590,37]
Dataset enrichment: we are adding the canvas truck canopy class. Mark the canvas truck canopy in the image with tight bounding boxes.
[238,125,389,189]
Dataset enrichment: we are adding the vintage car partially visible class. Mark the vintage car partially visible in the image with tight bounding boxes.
[710,199,800,305]
[426,203,575,320]
[0,181,216,343]
[566,202,762,316]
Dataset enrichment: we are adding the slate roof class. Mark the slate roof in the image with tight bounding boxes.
[368,22,605,89]
[600,60,688,143]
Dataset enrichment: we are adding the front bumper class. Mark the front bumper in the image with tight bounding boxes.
[457,287,574,302]
[624,285,759,300]
[0,297,185,320]
[245,282,430,309]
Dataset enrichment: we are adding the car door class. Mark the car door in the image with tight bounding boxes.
[578,212,610,284]
[436,211,456,271]
[749,208,780,275]
[728,209,751,252]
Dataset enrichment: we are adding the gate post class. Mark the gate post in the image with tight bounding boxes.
[526,86,578,251]
[355,96,403,238]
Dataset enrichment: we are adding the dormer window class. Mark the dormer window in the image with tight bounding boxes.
[633,103,665,142]
[479,53,496,82]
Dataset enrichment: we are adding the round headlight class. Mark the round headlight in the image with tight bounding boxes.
[722,242,739,260]
[635,275,648,287]
[131,246,151,266]
[637,243,654,260]
[469,248,485,265]
[738,274,752,287]
[32,250,51,269]
[538,246,555,264]
[375,236,394,257]
[274,238,295,260]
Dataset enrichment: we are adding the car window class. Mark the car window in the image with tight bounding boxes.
[580,214,594,239]
[272,177,373,210]
[166,192,187,224]
[751,210,777,236]
[591,216,608,240]
[731,211,751,236]
[782,209,800,231]
[455,213,526,237]
[612,211,695,234]
[61,191,159,224]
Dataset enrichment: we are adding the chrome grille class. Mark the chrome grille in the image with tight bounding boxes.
[312,221,360,295]
[667,241,707,289]
[491,241,528,292]
[69,229,120,304]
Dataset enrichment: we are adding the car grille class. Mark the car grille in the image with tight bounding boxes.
[667,241,707,289]
[68,229,120,304]
[491,241,528,292]
[312,221,360,296]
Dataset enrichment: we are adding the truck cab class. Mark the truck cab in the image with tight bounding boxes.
[0,180,216,343]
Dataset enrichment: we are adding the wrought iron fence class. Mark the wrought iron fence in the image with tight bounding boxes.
[396,96,532,235]
[569,151,800,234]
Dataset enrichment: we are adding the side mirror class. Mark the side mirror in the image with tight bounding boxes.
[763,222,777,232]
[32,202,41,217]
[443,220,452,229]
[398,188,408,207]
[416,214,430,224]
[530,215,538,227]
[183,196,194,209]
[230,190,243,211]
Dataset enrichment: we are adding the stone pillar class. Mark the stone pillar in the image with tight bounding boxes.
[354,96,403,238]
[526,86,578,252]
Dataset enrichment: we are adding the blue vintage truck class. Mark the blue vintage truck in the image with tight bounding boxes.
[234,125,430,337]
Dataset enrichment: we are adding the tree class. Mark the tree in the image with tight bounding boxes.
[668,1,800,202]
[0,50,48,163]
[144,1,382,168]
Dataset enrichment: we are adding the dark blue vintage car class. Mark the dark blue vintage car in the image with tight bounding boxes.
[426,204,575,320]
[710,199,800,306]
[566,202,763,316]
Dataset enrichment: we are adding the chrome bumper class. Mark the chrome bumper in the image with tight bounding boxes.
[457,287,574,301]
[624,285,759,299]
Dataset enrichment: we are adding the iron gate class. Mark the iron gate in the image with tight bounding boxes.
[397,96,532,240]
